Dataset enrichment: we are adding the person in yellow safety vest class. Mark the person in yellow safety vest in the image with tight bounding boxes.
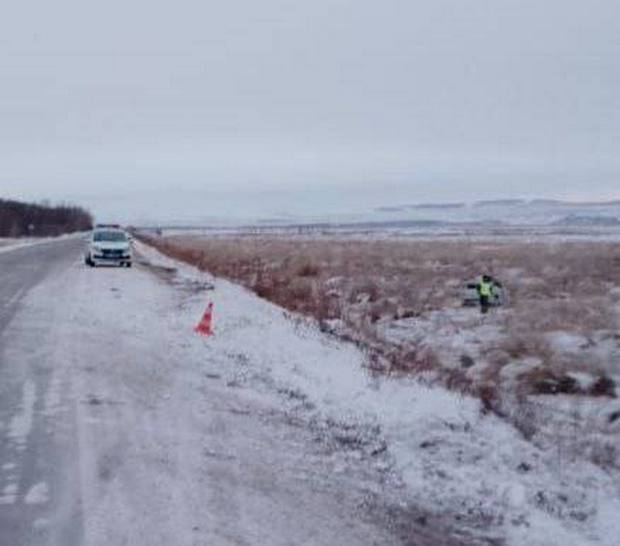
[477,275,493,314]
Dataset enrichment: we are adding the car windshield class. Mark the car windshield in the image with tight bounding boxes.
[93,230,127,242]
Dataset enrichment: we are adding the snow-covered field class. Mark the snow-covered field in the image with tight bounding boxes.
[132,240,620,546]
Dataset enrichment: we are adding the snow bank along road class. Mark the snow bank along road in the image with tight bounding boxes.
[0,238,475,546]
[2,238,619,546]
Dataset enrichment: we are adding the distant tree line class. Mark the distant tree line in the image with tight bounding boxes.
[0,198,93,237]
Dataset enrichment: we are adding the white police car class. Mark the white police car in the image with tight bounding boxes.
[85,226,132,268]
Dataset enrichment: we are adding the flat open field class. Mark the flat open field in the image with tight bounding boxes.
[140,234,620,405]
[137,231,620,481]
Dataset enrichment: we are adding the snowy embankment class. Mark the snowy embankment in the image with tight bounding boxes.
[135,240,620,546]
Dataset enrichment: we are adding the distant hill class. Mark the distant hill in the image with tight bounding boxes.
[0,198,93,237]
[473,199,527,207]
[407,203,466,210]
[375,203,466,213]
[530,198,620,207]
[552,214,620,227]
[375,206,407,213]
[566,200,620,207]
[528,199,565,206]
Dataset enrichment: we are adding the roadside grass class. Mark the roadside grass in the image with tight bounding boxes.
[138,233,620,449]
[140,234,620,350]
[137,233,620,468]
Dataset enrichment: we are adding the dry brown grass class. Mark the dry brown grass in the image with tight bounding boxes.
[138,233,620,401]
[136,232,620,469]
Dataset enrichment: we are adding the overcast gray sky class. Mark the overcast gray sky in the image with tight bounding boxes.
[1,0,619,222]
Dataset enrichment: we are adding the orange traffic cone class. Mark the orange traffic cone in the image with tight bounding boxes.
[194,302,214,336]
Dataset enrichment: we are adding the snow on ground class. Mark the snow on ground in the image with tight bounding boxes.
[382,307,507,373]
[4,242,410,545]
[0,238,42,253]
[135,240,620,546]
[0,233,85,254]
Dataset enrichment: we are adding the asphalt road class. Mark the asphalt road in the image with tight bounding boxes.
[0,238,86,545]
[0,239,83,333]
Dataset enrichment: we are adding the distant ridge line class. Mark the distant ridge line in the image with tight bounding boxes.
[377,198,620,210]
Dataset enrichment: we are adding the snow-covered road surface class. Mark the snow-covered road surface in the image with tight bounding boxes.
[1,238,619,546]
[0,239,470,545]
